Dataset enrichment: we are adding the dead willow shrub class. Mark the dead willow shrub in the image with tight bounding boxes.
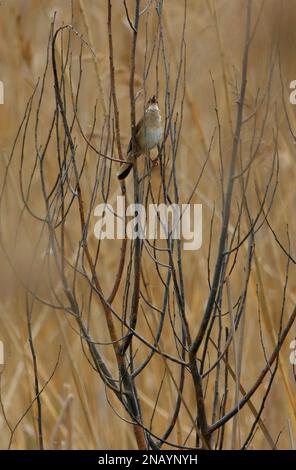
[0,0,295,450]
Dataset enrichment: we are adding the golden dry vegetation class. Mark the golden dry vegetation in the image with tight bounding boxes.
[0,0,296,450]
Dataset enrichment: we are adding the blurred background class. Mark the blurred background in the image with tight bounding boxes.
[0,0,296,450]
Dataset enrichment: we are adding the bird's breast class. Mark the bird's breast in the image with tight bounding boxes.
[143,126,162,150]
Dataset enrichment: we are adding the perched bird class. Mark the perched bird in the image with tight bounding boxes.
[117,95,162,180]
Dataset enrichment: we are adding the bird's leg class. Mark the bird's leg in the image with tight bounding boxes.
[149,151,159,167]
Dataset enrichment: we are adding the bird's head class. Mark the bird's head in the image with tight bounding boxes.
[146,95,159,113]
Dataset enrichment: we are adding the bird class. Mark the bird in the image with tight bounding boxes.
[117,95,162,180]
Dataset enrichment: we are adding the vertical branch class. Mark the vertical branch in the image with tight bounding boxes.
[78,0,107,117]
[26,294,44,450]
[107,0,127,303]
[121,0,141,355]
[190,0,253,355]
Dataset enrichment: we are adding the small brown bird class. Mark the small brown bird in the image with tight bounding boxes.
[117,95,162,180]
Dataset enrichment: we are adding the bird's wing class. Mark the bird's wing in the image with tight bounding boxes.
[127,117,143,155]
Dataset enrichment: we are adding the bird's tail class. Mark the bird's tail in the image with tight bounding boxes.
[117,162,133,180]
